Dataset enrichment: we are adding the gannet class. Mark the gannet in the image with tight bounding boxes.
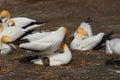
[0,21,35,41]
[70,27,88,49]
[30,43,72,66]
[74,18,93,37]
[71,27,104,50]
[77,33,105,50]
[0,10,47,30]
[19,27,68,55]
[106,38,120,55]
[0,35,16,55]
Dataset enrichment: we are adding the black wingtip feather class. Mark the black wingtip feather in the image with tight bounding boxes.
[23,21,48,29]
[84,18,90,23]
[35,21,48,24]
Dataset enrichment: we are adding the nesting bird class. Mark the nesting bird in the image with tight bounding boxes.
[74,18,93,37]
[0,10,47,54]
[0,21,32,41]
[0,10,117,67]
[19,27,68,56]
[70,27,88,49]
[106,38,120,56]
[30,43,72,66]
[71,19,105,50]
[0,10,47,30]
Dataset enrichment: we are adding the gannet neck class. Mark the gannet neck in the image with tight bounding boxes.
[0,22,3,32]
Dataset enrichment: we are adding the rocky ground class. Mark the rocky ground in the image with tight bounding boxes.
[0,0,120,80]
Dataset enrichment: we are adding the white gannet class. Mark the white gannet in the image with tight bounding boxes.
[71,27,104,50]
[106,38,120,56]
[19,27,68,55]
[0,21,35,41]
[74,18,93,37]
[70,27,88,49]
[31,43,72,66]
[0,10,47,30]
[77,33,104,50]
[0,35,16,55]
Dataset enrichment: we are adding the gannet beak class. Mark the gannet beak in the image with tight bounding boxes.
[10,43,17,49]
[8,43,17,49]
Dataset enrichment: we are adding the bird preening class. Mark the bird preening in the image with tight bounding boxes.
[0,10,119,67]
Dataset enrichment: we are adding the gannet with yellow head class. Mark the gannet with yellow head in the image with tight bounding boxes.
[0,10,47,30]
[74,18,93,37]
[0,35,16,54]
[31,43,72,66]
[70,27,88,49]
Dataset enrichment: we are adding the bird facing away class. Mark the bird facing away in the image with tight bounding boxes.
[30,43,72,66]
[19,27,68,56]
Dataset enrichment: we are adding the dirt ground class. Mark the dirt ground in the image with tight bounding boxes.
[0,0,120,80]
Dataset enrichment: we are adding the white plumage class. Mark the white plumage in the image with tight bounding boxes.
[71,26,104,50]
[0,27,27,41]
[31,43,72,66]
[76,33,104,50]
[19,27,68,55]
[22,31,51,41]
[106,38,120,55]
[74,21,93,37]
[0,11,46,30]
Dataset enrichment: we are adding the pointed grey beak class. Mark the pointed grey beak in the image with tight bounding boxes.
[7,43,17,49]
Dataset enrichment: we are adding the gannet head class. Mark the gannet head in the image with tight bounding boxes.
[0,22,3,32]
[1,35,16,49]
[77,27,88,35]
[7,19,16,27]
[1,35,12,43]
[76,27,88,40]
[59,27,69,38]
[0,10,11,22]
[60,43,69,51]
